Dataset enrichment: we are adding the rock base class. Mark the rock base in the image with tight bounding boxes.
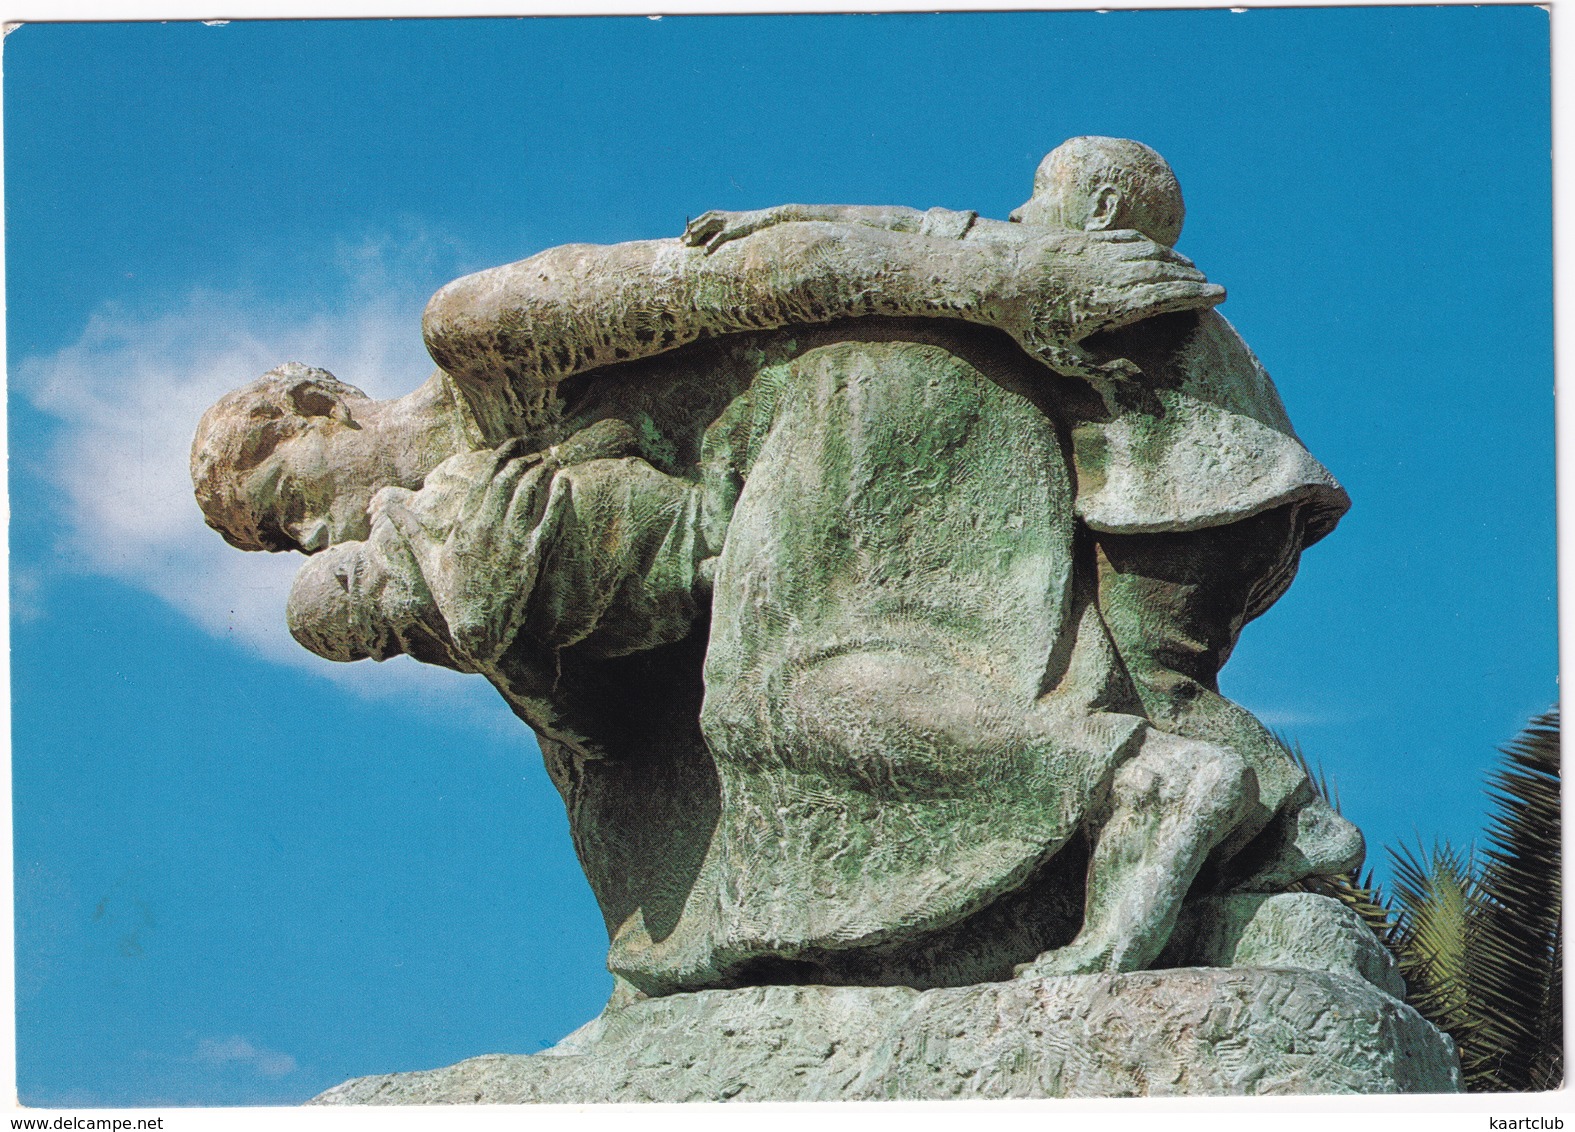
[312,967,1461,1102]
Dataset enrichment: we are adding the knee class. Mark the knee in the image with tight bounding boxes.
[1209,747,1257,822]
[1187,740,1256,825]
[1128,731,1257,823]
[1291,799,1366,876]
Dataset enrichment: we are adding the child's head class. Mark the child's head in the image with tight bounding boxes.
[192,363,387,553]
[1010,136,1185,248]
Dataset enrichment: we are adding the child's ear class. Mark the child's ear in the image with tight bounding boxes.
[286,381,356,426]
[1083,184,1122,232]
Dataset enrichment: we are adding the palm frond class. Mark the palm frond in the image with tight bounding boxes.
[1282,734,1341,815]
[1260,712,1561,1092]
[1467,708,1561,1092]
[1387,839,1482,1041]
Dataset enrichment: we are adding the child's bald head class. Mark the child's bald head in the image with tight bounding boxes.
[191,363,375,554]
[1011,136,1185,249]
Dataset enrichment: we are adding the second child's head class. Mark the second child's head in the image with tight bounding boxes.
[1011,136,1185,249]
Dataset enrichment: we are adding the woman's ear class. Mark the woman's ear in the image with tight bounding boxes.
[1083,183,1123,231]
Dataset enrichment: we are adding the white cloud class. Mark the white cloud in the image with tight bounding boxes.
[1246,706,1367,729]
[14,234,508,717]
[194,1035,298,1079]
[11,564,47,624]
[1247,709,1328,729]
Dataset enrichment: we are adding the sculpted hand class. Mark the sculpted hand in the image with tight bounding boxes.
[1010,229,1225,396]
[682,208,780,254]
[1036,229,1224,342]
[393,421,642,665]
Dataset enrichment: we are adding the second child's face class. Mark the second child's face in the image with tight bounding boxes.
[244,413,381,553]
[1009,189,1075,231]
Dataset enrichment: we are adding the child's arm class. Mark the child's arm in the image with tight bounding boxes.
[283,442,550,670]
[286,504,463,670]
[683,203,977,253]
[424,224,1223,436]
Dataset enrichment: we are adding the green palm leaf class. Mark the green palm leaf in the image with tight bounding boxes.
[1387,840,1482,1045]
[1286,710,1561,1092]
[1469,708,1561,1091]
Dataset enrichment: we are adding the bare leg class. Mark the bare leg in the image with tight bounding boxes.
[1095,508,1362,879]
[1015,728,1255,977]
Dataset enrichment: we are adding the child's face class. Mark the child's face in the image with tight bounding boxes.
[1010,176,1181,249]
[241,403,386,553]
[243,422,346,552]
[1010,153,1086,229]
[1008,186,1075,231]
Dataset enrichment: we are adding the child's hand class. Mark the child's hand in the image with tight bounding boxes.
[682,208,779,254]
[1014,229,1224,346]
[547,418,641,466]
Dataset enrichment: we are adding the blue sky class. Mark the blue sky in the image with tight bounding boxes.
[5,9,1554,1107]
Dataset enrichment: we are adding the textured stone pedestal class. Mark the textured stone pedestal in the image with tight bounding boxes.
[312,967,1461,1103]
